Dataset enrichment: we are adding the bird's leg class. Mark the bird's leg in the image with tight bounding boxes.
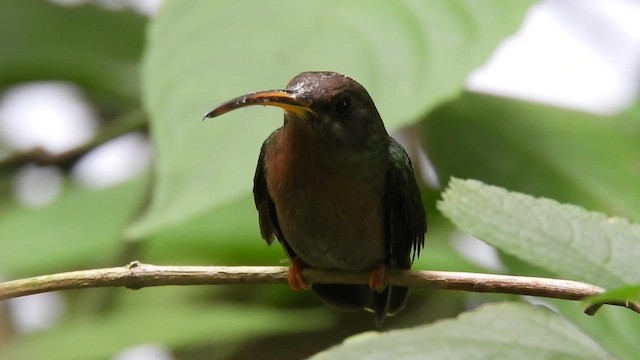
[368,263,387,293]
[288,257,311,291]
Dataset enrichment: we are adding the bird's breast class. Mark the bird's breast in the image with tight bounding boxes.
[265,143,386,271]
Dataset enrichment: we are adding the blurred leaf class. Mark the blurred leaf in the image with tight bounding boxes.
[3,287,334,360]
[310,302,614,360]
[423,92,640,221]
[128,0,535,238]
[412,214,492,273]
[587,285,640,304]
[0,177,147,276]
[142,195,284,265]
[552,301,640,360]
[0,0,145,102]
[438,178,640,288]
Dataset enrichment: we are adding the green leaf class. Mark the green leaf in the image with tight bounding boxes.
[0,177,147,276]
[438,178,640,288]
[0,0,145,102]
[423,92,640,222]
[310,302,614,360]
[552,301,640,360]
[129,0,535,238]
[142,195,285,265]
[3,288,334,360]
[412,213,493,273]
[586,285,640,304]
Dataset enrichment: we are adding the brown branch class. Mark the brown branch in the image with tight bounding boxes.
[0,261,638,315]
[0,109,147,171]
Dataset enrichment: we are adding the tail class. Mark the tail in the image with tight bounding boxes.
[371,286,410,327]
[311,284,410,327]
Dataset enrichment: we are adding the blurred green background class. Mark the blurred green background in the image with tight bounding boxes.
[1,0,639,359]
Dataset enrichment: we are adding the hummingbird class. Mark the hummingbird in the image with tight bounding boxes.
[205,71,426,326]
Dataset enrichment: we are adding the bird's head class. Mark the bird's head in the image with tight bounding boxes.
[205,72,388,150]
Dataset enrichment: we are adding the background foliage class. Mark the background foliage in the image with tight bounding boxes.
[1,1,638,359]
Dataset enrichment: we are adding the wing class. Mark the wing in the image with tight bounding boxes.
[253,130,282,245]
[372,137,426,322]
[384,137,427,268]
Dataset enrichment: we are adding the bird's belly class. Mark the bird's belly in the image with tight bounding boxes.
[275,188,385,271]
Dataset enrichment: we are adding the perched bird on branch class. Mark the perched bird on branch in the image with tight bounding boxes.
[205,72,426,326]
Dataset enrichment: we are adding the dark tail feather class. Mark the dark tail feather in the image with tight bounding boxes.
[311,284,410,327]
[372,286,410,327]
[386,286,410,316]
[311,284,374,312]
[372,288,390,327]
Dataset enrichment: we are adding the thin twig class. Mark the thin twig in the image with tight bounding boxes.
[0,109,147,171]
[0,261,638,315]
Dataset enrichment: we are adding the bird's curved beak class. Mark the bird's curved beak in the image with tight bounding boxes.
[204,90,313,119]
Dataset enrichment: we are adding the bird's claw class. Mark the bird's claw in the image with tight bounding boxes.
[368,264,387,293]
[288,258,310,291]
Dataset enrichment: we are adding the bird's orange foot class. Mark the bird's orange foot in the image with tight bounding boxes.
[287,258,310,291]
[368,263,387,293]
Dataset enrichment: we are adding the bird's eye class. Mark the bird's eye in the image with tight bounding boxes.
[334,96,351,114]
